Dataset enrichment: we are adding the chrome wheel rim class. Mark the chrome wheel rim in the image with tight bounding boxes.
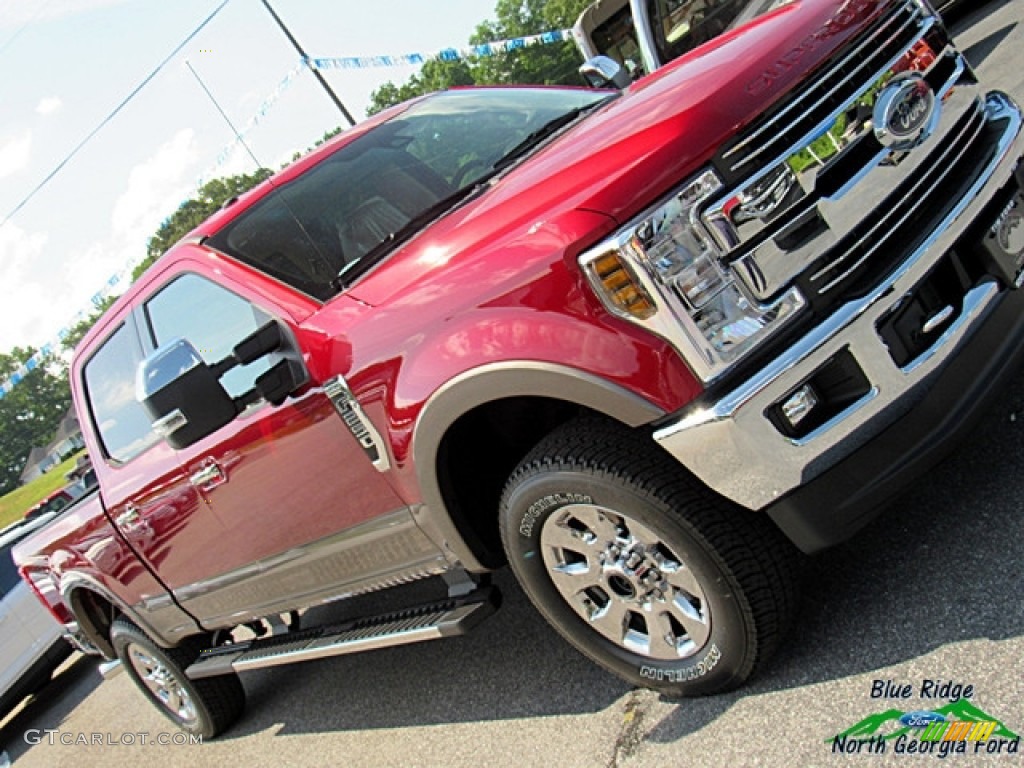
[127,645,199,725]
[539,503,711,660]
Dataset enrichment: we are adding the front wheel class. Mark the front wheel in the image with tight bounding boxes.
[499,418,801,696]
[111,618,245,738]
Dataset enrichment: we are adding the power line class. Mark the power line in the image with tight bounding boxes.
[0,0,55,58]
[0,0,232,230]
[259,0,355,127]
[184,59,265,171]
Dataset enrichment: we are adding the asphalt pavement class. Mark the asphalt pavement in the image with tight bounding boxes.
[2,2,1024,765]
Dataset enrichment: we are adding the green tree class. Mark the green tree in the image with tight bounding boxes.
[368,59,476,115]
[0,348,72,494]
[468,0,589,87]
[544,0,591,26]
[367,0,591,115]
[133,168,273,281]
[60,295,118,354]
[314,126,344,147]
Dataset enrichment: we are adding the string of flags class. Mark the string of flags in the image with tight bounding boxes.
[195,59,306,189]
[0,26,576,400]
[0,61,308,401]
[308,29,573,71]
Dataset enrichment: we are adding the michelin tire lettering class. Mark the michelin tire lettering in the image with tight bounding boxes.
[519,493,593,537]
[639,644,722,682]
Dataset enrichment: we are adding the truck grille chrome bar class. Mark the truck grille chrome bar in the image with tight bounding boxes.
[717,0,928,178]
[808,100,991,295]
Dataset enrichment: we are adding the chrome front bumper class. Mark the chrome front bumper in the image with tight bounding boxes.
[654,92,1024,511]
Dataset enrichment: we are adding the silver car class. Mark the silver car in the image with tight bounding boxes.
[0,515,72,716]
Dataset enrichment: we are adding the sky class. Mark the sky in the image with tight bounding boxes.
[0,0,501,359]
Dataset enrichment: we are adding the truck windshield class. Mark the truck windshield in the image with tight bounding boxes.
[209,87,610,300]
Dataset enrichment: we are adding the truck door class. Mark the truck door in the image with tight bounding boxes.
[79,318,206,642]
[130,268,445,629]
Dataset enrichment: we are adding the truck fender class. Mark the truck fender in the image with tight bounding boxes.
[410,360,664,570]
[59,573,180,656]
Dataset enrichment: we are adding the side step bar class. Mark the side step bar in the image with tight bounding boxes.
[99,659,123,680]
[186,587,500,680]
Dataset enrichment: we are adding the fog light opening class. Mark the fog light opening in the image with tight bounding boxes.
[781,384,819,429]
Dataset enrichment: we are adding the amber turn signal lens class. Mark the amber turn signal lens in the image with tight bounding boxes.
[591,252,657,319]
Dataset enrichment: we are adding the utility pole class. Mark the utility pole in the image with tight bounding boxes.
[260,0,356,127]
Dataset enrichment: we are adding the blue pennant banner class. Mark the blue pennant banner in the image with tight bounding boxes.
[0,27,574,399]
[310,29,573,70]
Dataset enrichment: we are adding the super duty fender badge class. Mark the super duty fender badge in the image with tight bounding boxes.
[324,375,391,471]
[640,643,721,683]
[519,493,593,537]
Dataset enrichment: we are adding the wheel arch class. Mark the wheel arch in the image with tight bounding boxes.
[411,361,664,570]
[61,575,173,657]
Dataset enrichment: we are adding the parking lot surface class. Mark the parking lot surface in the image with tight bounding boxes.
[3,3,1024,765]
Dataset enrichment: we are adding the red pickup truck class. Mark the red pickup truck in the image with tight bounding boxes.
[14,0,1024,739]
[23,488,75,520]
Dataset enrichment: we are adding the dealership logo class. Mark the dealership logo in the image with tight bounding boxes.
[873,73,937,151]
[828,683,1020,759]
[899,710,946,729]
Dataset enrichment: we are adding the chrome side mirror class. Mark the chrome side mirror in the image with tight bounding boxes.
[137,339,236,450]
[579,55,632,89]
[137,321,311,449]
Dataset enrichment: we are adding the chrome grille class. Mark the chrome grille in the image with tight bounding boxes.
[716,0,929,178]
[805,100,994,297]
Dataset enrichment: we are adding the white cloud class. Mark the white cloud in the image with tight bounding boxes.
[0,229,138,356]
[35,96,62,115]
[0,129,203,355]
[0,130,31,178]
[0,0,131,31]
[0,223,52,351]
[111,128,198,240]
[216,142,261,178]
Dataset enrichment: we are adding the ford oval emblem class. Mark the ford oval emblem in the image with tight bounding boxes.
[873,73,938,151]
[899,710,946,729]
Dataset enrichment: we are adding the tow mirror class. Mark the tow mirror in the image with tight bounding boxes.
[217,321,309,406]
[136,339,236,450]
[231,321,285,365]
[579,55,631,89]
[137,321,310,449]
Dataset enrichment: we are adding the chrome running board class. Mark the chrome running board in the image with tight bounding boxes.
[185,587,500,680]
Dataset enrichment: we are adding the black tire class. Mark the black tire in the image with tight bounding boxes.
[111,618,245,738]
[499,417,802,696]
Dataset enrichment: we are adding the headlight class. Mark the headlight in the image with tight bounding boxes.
[580,169,806,382]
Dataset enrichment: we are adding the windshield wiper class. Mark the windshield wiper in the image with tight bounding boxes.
[332,185,482,290]
[491,98,614,173]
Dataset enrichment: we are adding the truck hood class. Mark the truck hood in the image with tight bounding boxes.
[351,0,889,307]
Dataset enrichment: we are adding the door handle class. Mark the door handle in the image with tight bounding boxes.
[190,459,227,491]
[115,504,141,529]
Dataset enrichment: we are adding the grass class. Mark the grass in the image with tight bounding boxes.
[0,452,85,530]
